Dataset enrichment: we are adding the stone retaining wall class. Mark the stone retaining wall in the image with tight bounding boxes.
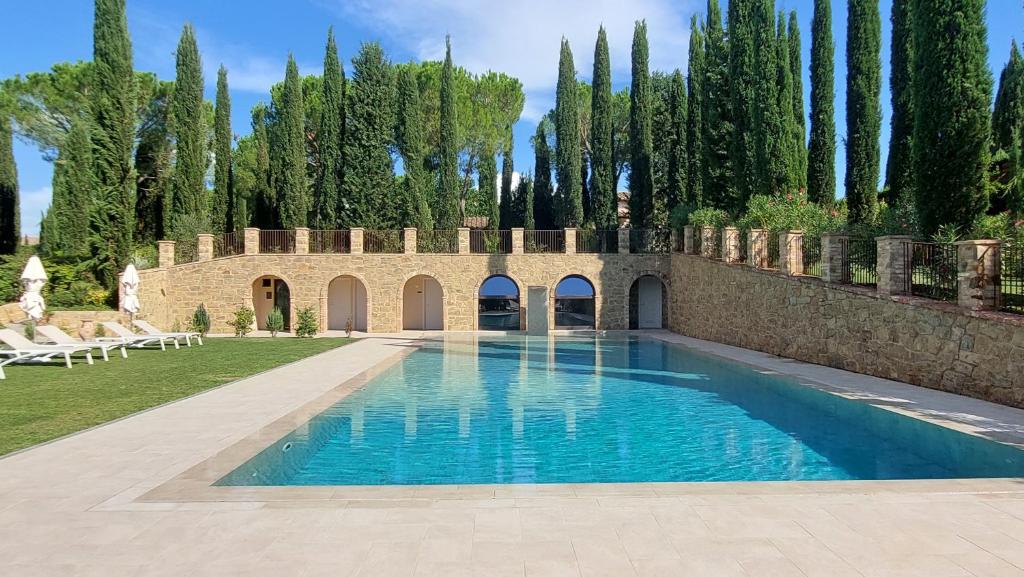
[669,254,1024,408]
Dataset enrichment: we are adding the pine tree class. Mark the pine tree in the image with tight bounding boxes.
[250,104,275,228]
[687,16,705,207]
[555,38,583,227]
[788,11,808,189]
[777,12,799,193]
[628,22,655,228]
[0,116,18,255]
[277,55,308,228]
[49,118,93,256]
[170,24,207,231]
[807,0,836,203]
[992,41,1023,155]
[435,36,461,230]
[532,121,555,230]
[314,28,345,229]
[590,26,616,230]
[500,137,514,228]
[212,66,233,233]
[396,65,431,230]
[844,0,881,224]
[912,0,992,234]
[91,0,135,283]
[728,0,758,204]
[752,3,784,195]
[667,70,687,213]
[342,43,396,229]
[702,0,737,212]
[884,0,915,205]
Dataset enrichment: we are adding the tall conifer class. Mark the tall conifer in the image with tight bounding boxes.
[728,0,757,204]
[170,24,207,229]
[314,28,345,229]
[250,104,275,228]
[396,65,431,230]
[212,66,233,233]
[687,16,705,207]
[844,0,882,224]
[702,0,736,212]
[50,118,93,256]
[532,122,555,229]
[279,55,308,228]
[628,21,654,228]
[667,70,687,213]
[435,37,461,230]
[884,0,915,204]
[788,11,807,189]
[992,42,1023,155]
[500,138,514,228]
[807,0,836,203]
[590,26,616,230]
[752,3,784,195]
[555,38,583,226]
[0,117,18,254]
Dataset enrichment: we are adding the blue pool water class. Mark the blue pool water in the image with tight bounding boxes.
[217,336,1024,486]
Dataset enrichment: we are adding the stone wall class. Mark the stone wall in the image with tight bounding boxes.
[137,253,670,334]
[669,254,1024,408]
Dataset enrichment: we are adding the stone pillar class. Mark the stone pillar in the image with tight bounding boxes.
[722,227,740,263]
[876,235,913,296]
[511,228,524,255]
[821,233,848,283]
[683,225,694,254]
[618,229,630,254]
[197,234,214,262]
[294,228,309,255]
[564,228,576,255]
[243,228,260,255]
[458,228,470,254]
[697,226,715,259]
[350,228,364,255]
[157,241,175,268]
[403,228,417,254]
[748,229,767,268]
[956,240,1000,311]
[780,230,804,275]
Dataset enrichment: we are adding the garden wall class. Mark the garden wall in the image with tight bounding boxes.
[669,254,1024,408]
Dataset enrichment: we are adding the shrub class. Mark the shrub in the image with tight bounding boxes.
[294,306,318,338]
[669,203,696,232]
[266,307,284,336]
[23,321,35,341]
[0,249,112,309]
[687,207,730,229]
[850,193,920,238]
[736,191,846,239]
[188,304,211,336]
[131,245,158,270]
[94,322,106,338]
[228,306,255,337]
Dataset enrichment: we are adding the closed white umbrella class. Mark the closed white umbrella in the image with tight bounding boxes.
[121,263,141,317]
[18,256,47,322]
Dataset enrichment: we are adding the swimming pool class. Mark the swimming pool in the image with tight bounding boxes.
[217,336,1024,486]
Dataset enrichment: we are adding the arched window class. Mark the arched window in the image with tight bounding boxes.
[478,275,520,330]
[555,275,596,329]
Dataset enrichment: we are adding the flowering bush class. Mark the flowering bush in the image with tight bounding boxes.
[687,207,730,229]
[735,191,846,238]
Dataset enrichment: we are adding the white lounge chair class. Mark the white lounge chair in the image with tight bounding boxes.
[36,325,127,362]
[0,328,94,379]
[101,322,176,351]
[132,319,203,347]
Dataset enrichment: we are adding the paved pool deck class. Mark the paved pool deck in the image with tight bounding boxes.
[1,331,1023,576]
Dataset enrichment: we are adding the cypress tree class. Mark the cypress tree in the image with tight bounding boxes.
[687,16,705,207]
[435,36,461,230]
[590,26,616,230]
[278,55,308,228]
[250,104,275,228]
[170,24,207,229]
[478,150,498,228]
[50,118,93,256]
[0,116,18,254]
[342,43,396,228]
[628,21,654,228]
[702,0,736,212]
[91,0,135,282]
[500,138,514,228]
[752,3,784,195]
[212,66,233,233]
[728,0,758,205]
[844,0,882,224]
[777,12,799,192]
[667,70,687,213]
[520,176,535,230]
[555,38,583,227]
[314,28,345,229]
[807,0,836,203]
[884,0,915,205]
[788,11,807,189]
[396,65,431,230]
[912,0,992,234]
[533,121,555,230]
[992,41,1023,155]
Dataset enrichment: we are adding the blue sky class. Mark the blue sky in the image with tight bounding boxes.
[2,0,1021,235]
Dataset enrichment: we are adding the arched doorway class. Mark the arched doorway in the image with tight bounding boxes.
[252,275,291,331]
[554,275,595,329]
[328,275,368,331]
[403,275,443,330]
[478,275,521,330]
[629,275,666,329]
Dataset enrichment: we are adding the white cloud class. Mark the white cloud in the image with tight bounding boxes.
[19,186,52,236]
[320,0,697,118]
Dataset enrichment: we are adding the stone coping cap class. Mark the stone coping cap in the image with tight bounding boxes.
[875,234,914,240]
[783,229,804,234]
[953,239,1001,246]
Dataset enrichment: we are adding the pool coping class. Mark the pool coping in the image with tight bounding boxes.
[138,331,1024,505]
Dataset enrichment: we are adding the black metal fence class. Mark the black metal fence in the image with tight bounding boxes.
[418,230,459,253]
[693,229,703,256]
[213,231,244,258]
[841,237,877,286]
[629,229,671,254]
[906,241,957,302]
[309,230,351,254]
[739,229,749,264]
[525,230,565,253]
[259,230,296,254]
[470,230,512,254]
[673,231,685,253]
[802,235,822,277]
[577,229,619,253]
[364,229,404,253]
[765,232,780,269]
[1001,243,1023,315]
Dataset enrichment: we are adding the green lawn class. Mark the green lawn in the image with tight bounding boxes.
[0,337,351,456]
